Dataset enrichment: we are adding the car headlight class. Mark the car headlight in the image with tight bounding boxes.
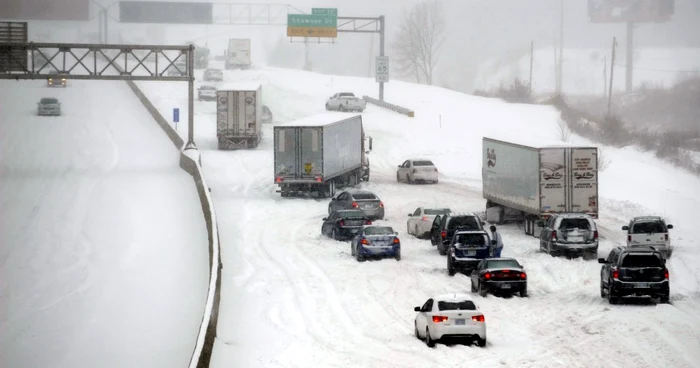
[61,78,66,82]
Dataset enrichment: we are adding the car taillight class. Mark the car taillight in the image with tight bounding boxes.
[421,216,429,221]
[627,235,632,242]
[360,238,369,245]
[484,273,492,279]
[593,230,599,240]
[551,232,557,240]
[432,315,448,323]
[393,237,400,244]
[315,176,323,182]
[471,315,485,322]
[412,169,417,173]
[275,176,283,183]
[379,201,384,208]
[351,201,358,208]
[365,220,372,225]
[664,233,668,241]
[339,220,345,226]
[612,269,619,280]
[441,231,446,238]
[520,272,527,279]
[664,269,669,279]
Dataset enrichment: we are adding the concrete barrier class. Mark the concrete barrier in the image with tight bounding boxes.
[362,95,415,117]
[113,58,221,368]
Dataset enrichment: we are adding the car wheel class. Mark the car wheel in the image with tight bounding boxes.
[477,337,487,347]
[414,226,420,238]
[396,172,400,182]
[470,280,477,293]
[519,286,528,298]
[331,228,338,240]
[447,257,456,276]
[406,174,412,184]
[438,243,447,256]
[659,295,670,304]
[395,250,401,261]
[600,280,606,298]
[351,243,355,256]
[356,250,365,262]
[607,287,619,305]
[479,281,488,297]
[425,328,435,348]
[325,103,330,111]
[414,322,421,340]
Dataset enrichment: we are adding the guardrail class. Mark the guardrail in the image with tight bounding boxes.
[109,55,221,368]
[362,95,415,117]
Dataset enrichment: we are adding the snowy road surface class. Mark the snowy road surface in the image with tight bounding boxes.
[0,79,209,368]
[138,66,700,368]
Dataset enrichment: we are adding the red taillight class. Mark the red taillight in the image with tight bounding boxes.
[664,233,668,241]
[275,176,283,183]
[502,270,510,273]
[421,216,428,221]
[432,315,448,323]
[365,220,372,225]
[612,269,619,280]
[520,272,527,279]
[593,230,599,240]
[315,176,322,182]
[484,273,492,279]
[360,238,369,245]
[379,201,384,208]
[551,231,557,240]
[339,220,345,226]
[393,237,400,244]
[664,269,669,279]
[441,231,446,238]
[627,235,632,242]
[351,201,359,208]
[471,315,485,322]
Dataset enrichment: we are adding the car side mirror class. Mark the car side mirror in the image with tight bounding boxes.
[491,240,497,245]
[597,258,606,264]
[667,224,673,229]
[408,213,412,216]
[330,197,336,201]
[398,165,402,168]
[322,217,327,221]
[414,306,421,312]
[481,221,486,226]
[621,225,629,231]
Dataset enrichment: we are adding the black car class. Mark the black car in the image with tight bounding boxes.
[470,258,527,297]
[322,209,372,241]
[430,212,486,255]
[598,246,669,304]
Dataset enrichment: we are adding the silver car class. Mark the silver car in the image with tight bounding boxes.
[37,97,61,116]
[328,189,385,221]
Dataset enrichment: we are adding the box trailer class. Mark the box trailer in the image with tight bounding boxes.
[274,113,372,198]
[482,137,599,236]
[225,38,251,70]
[216,82,262,150]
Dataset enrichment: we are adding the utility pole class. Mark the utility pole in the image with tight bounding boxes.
[603,55,607,98]
[625,21,634,93]
[607,37,617,117]
[529,40,534,94]
[378,15,385,101]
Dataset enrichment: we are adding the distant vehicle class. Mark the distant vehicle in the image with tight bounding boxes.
[598,246,670,304]
[446,230,495,275]
[225,38,251,70]
[37,97,61,116]
[482,137,599,236]
[262,105,273,124]
[329,189,384,221]
[321,209,372,241]
[623,216,673,258]
[188,42,210,69]
[216,82,262,150]
[430,212,486,255]
[470,258,527,297]
[325,92,366,112]
[413,293,487,348]
[203,68,223,82]
[407,207,451,239]
[396,159,439,184]
[167,61,187,76]
[350,225,401,261]
[197,85,216,101]
[538,213,599,259]
[274,113,372,197]
[47,70,66,87]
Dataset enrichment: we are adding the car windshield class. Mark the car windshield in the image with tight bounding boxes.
[352,192,377,200]
[486,259,520,269]
[559,218,591,230]
[339,93,355,97]
[437,300,476,311]
[336,210,365,218]
[621,254,663,267]
[412,160,434,166]
[449,217,480,230]
[455,233,487,245]
[210,70,222,75]
[425,208,450,215]
[632,221,666,234]
[40,98,58,104]
[364,226,394,235]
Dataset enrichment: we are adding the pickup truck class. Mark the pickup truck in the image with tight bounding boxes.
[325,92,366,112]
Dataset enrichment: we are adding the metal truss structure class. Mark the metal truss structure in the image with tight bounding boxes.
[211,3,305,25]
[0,42,197,145]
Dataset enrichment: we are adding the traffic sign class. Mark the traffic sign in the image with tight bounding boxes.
[312,8,338,16]
[173,108,180,122]
[375,56,389,83]
[287,27,337,38]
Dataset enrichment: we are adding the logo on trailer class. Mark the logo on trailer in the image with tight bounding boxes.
[246,96,254,104]
[218,96,228,105]
[574,171,595,180]
[486,148,497,168]
[543,172,563,180]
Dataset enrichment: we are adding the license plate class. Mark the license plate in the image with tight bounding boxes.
[634,282,650,288]
[467,250,476,256]
[362,204,374,209]
[455,319,465,325]
[501,284,511,289]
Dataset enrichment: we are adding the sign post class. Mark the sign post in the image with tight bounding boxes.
[287,9,338,38]
[375,56,389,83]
[173,108,180,130]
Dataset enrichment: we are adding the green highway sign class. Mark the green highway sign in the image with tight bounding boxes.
[312,8,338,16]
[287,14,337,28]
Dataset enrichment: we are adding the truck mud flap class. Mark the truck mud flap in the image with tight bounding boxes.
[218,137,260,150]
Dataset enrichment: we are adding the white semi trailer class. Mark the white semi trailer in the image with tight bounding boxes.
[482,137,599,236]
[216,82,262,150]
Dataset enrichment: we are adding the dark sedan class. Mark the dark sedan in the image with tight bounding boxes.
[470,258,527,298]
[322,209,372,241]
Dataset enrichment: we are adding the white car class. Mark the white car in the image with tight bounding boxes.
[414,293,486,347]
[203,68,223,81]
[325,92,366,112]
[622,216,674,258]
[197,85,216,101]
[396,159,439,184]
[407,207,451,238]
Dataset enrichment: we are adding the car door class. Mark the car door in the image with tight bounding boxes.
[539,216,555,248]
[407,208,421,233]
[329,192,345,212]
[336,192,350,211]
[322,212,335,235]
[430,215,444,245]
[416,298,434,334]
[471,260,485,287]
[397,161,409,180]
[601,249,619,287]
[329,94,339,108]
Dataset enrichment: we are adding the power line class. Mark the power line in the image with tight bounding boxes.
[612,63,699,73]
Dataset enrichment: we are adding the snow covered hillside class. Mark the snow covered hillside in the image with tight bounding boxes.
[475,47,700,96]
[0,79,209,367]
[138,66,700,367]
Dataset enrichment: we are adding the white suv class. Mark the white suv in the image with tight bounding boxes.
[622,216,674,258]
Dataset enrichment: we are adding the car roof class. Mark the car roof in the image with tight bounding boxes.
[433,293,474,302]
[361,224,394,230]
[619,246,661,254]
[345,189,376,196]
[486,257,519,262]
[446,212,479,218]
[631,216,664,222]
[409,158,434,162]
[454,230,488,235]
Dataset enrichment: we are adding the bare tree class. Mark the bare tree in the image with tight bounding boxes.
[392,0,446,85]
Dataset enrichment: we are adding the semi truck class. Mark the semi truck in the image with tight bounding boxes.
[216,82,262,150]
[482,137,599,236]
[224,38,251,70]
[274,113,373,198]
